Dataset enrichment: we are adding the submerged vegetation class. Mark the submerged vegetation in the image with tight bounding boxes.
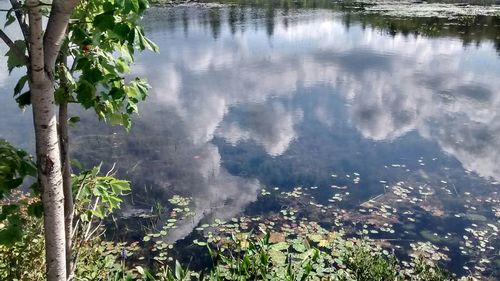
[0,140,474,280]
[0,176,463,280]
[0,138,487,280]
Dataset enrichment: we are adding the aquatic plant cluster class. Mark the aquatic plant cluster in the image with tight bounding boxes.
[0,191,457,280]
[141,223,455,280]
[1,146,498,280]
[129,160,499,280]
[270,168,500,279]
[122,191,479,280]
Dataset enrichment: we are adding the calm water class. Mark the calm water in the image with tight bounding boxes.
[1,1,500,277]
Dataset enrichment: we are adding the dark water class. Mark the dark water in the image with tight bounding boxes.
[1,0,500,278]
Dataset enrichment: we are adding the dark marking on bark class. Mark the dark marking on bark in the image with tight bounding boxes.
[41,124,48,129]
[40,154,55,175]
[37,177,44,194]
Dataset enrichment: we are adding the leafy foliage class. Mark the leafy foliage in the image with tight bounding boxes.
[74,165,131,221]
[133,231,457,281]
[0,139,37,199]
[58,0,159,130]
[5,40,26,73]
[130,196,457,281]
[0,162,134,280]
[74,240,140,281]
[1,0,157,278]
[0,143,41,278]
[0,186,461,281]
[0,140,39,245]
[0,193,45,281]
[5,0,158,128]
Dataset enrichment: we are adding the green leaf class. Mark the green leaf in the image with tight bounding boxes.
[82,67,103,84]
[118,45,133,63]
[138,0,149,11]
[60,0,158,132]
[116,59,130,73]
[69,116,81,126]
[76,81,96,108]
[109,87,125,100]
[29,182,39,195]
[111,180,130,192]
[70,159,83,170]
[5,40,26,73]
[292,242,306,253]
[13,75,28,97]
[109,113,124,126]
[134,27,145,50]
[130,0,140,13]
[0,223,22,245]
[75,57,91,71]
[92,206,105,219]
[54,87,67,104]
[134,78,150,98]
[127,102,138,114]
[93,12,115,31]
[271,242,289,251]
[80,213,89,222]
[102,2,115,12]
[107,195,122,209]
[15,91,31,107]
[175,260,183,280]
[144,36,159,53]
[59,63,77,92]
[5,9,15,28]
[27,202,43,218]
[5,178,23,189]
[113,23,132,41]
[71,26,88,45]
[0,204,19,221]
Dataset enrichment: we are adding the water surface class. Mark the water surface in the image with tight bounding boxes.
[1,1,500,277]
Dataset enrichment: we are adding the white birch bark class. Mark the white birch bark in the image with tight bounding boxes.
[59,101,73,278]
[44,1,80,278]
[26,0,74,280]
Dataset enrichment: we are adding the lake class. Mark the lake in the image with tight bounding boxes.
[1,0,499,278]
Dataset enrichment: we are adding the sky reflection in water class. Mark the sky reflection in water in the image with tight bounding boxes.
[131,6,500,275]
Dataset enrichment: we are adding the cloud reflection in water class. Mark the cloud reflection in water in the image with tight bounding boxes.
[137,6,500,186]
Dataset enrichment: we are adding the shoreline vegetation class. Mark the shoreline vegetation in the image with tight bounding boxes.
[0,138,490,280]
[146,0,500,54]
[0,139,483,280]
[0,187,472,280]
[149,0,500,17]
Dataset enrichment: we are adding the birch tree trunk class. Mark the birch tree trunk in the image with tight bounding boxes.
[31,82,66,281]
[6,0,149,279]
[59,100,73,277]
[26,0,77,280]
[45,13,79,273]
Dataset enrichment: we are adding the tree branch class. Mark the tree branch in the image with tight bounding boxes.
[0,28,27,64]
[9,0,30,46]
[58,53,74,278]
[43,0,80,74]
[26,0,44,83]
